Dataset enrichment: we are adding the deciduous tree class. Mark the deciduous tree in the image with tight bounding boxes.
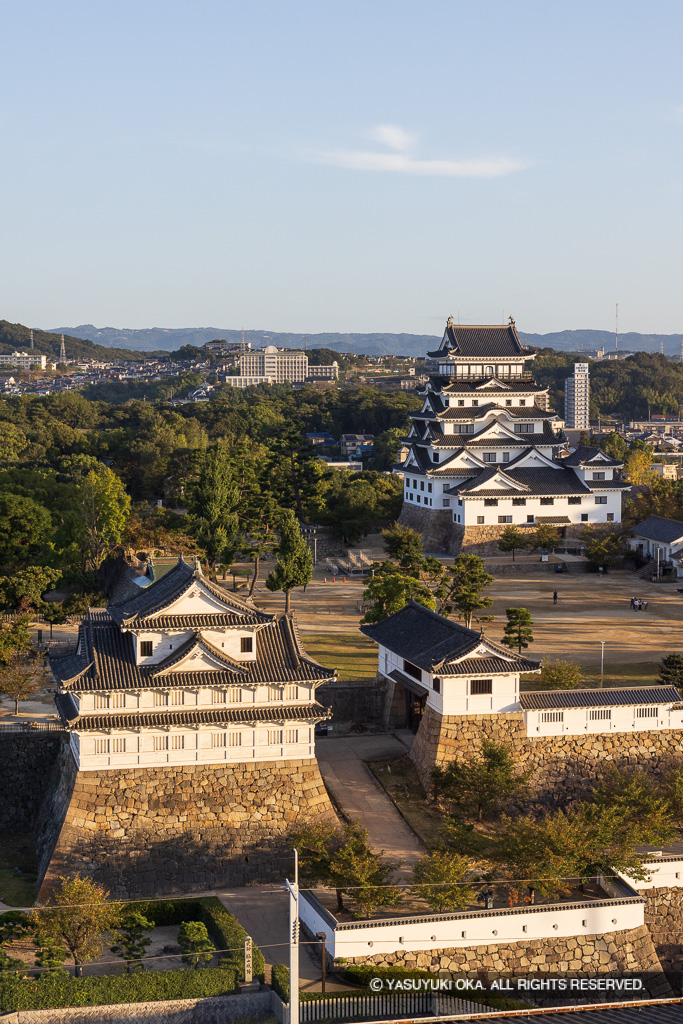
[74,466,131,572]
[536,659,582,690]
[381,523,424,569]
[32,875,121,978]
[0,651,45,715]
[411,852,477,912]
[431,741,532,822]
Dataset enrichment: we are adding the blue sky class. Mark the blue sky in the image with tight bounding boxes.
[3,0,683,336]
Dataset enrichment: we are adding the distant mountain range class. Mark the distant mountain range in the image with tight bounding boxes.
[51,324,683,358]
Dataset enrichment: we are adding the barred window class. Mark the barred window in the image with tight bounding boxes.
[285,685,299,700]
[484,499,498,507]
[154,736,168,751]
[589,709,611,720]
[541,711,564,723]
[94,694,108,709]
[171,735,184,750]
[212,689,227,704]
[140,641,153,657]
[227,687,242,703]
[111,692,124,708]
[241,636,253,653]
[512,498,526,506]
[170,691,183,706]
[268,729,283,745]
[498,516,512,524]
[268,686,281,701]
[568,496,582,505]
[470,679,493,695]
[95,739,110,754]
[540,497,554,506]
[286,729,299,744]
[636,706,658,718]
[229,732,242,747]
[112,737,126,753]
[211,732,226,748]
[154,692,168,707]
[403,660,422,681]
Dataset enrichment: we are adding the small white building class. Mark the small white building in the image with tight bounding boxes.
[627,515,683,562]
[50,558,333,771]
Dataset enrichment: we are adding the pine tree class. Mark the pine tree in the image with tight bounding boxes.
[658,654,683,692]
[443,555,494,628]
[188,443,240,576]
[496,525,529,562]
[265,510,313,613]
[501,607,534,654]
[111,911,155,973]
[178,921,215,970]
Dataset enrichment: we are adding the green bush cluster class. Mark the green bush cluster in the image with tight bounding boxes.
[0,967,238,1012]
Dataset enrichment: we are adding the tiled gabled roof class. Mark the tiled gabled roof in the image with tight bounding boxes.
[449,465,591,497]
[562,446,623,467]
[520,686,681,710]
[629,514,683,544]
[427,323,528,359]
[50,612,332,692]
[108,557,271,627]
[361,601,536,674]
[441,379,548,394]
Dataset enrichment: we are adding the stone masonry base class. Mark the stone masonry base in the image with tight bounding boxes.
[36,757,337,900]
[410,703,683,800]
[346,925,672,998]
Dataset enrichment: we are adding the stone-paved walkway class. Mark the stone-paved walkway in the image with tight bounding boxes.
[316,734,425,874]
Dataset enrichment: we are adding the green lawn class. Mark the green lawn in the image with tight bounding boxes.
[304,632,377,681]
[521,661,660,691]
[0,834,38,906]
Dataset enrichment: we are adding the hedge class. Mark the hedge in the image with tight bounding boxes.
[0,896,266,1012]
[0,967,238,1013]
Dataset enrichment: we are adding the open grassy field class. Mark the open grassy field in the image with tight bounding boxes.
[304,632,377,681]
[0,834,37,906]
[521,661,661,691]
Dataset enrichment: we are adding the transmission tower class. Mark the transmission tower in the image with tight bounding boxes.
[29,329,34,350]
[59,334,66,363]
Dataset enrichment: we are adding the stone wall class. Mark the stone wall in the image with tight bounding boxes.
[0,734,66,833]
[36,756,338,900]
[409,703,683,800]
[398,505,462,554]
[346,924,671,998]
[317,678,387,732]
[1,992,272,1024]
[643,887,683,980]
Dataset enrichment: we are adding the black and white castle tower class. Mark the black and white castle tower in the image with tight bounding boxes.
[398,317,627,553]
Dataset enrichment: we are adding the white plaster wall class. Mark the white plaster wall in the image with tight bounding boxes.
[76,683,314,714]
[524,704,683,738]
[620,859,683,890]
[298,892,644,960]
[74,724,315,770]
[458,489,622,527]
[133,628,258,667]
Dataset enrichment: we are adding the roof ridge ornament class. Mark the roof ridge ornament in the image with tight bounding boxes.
[508,315,515,325]
[447,315,455,328]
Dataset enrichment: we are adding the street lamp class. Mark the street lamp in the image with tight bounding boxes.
[316,932,327,993]
[600,641,605,689]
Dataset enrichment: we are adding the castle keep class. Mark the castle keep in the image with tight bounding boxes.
[398,317,627,553]
[40,558,337,897]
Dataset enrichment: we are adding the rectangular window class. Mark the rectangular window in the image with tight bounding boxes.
[595,496,607,504]
[607,512,614,522]
[211,732,226,748]
[112,737,126,753]
[458,498,463,506]
[540,497,554,506]
[285,685,299,700]
[154,692,168,707]
[442,498,451,507]
[154,735,168,751]
[412,479,417,488]
[484,499,498,507]
[432,678,441,693]
[592,472,605,480]
[95,738,110,754]
[527,514,535,523]
[427,482,432,493]
[581,513,589,522]
[140,640,153,658]
[483,453,496,462]
[241,636,253,654]
[636,706,658,718]
[568,496,581,505]
[470,679,493,695]
[505,400,512,407]
[512,498,526,506]
[110,692,124,708]
[286,728,299,744]
[212,689,227,704]
[432,451,439,463]
[170,691,183,706]
[498,515,512,524]
[589,709,611,720]
[472,400,479,407]
[268,729,283,745]
[171,735,184,750]
[94,694,108,709]
[227,687,242,703]
[420,481,424,491]
[514,424,534,433]
[403,659,422,681]
[502,452,510,462]
[541,711,564,723]
[458,400,464,407]
[477,516,485,524]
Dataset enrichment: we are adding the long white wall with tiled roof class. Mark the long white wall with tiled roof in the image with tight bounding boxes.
[524,701,683,738]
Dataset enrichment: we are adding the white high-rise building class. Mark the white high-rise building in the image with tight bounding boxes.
[564,362,590,430]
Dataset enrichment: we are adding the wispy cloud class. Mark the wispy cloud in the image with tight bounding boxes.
[308,123,531,179]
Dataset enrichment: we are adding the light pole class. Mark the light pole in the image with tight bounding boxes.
[316,932,327,993]
[600,641,605,689]
[286,850,300,1024]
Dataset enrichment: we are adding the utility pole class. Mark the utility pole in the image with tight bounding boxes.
[600,640,605,689]
[286,850,300,1024]
[615,303,619,355]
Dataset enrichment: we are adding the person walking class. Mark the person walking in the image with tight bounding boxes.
[553,590,558,605]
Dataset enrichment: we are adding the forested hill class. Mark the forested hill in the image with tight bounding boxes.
[0,321,155,362]
[53,323,683,358]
